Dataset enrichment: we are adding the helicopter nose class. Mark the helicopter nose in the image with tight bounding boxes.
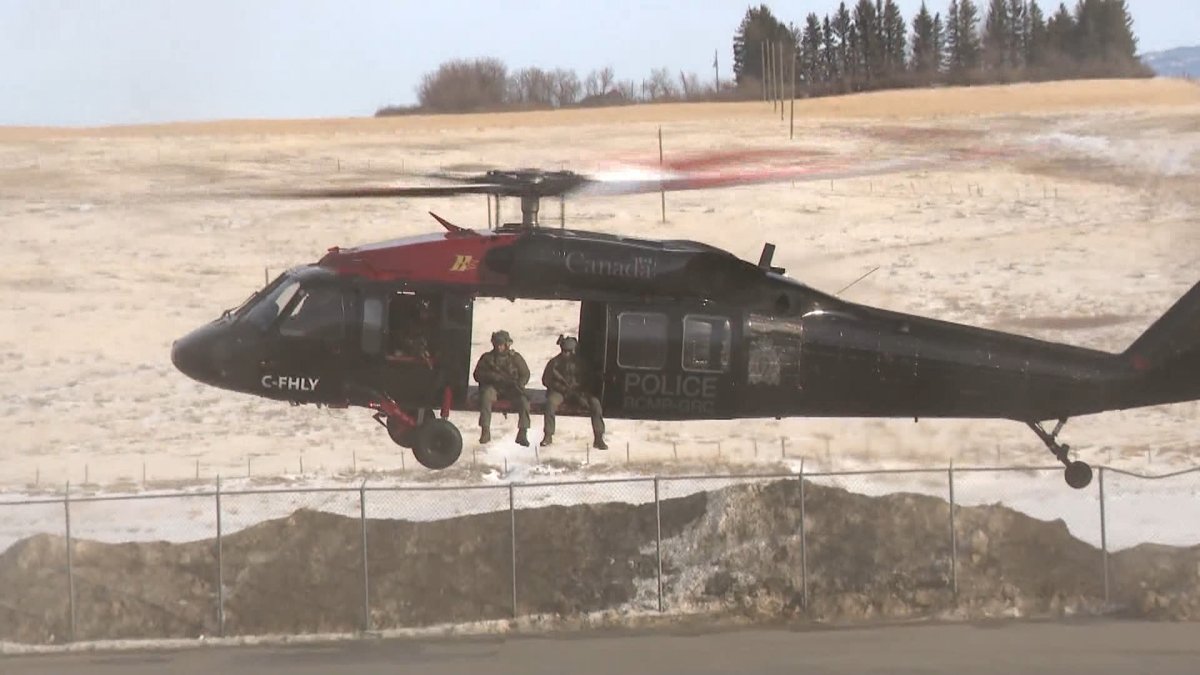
[171,329,219,385]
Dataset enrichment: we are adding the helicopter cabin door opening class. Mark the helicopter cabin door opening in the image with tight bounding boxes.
[601,302,740,420]
[360,290,474,410]
[460,298,599,416]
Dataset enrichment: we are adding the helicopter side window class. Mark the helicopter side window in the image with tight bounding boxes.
[361,297,385,356]
[683,315,731,373]
[243,278,301,330]
[278,286,345,340]
[617,312,667,370]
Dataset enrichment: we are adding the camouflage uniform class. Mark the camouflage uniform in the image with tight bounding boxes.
[473,331,530,444]
[541,337,606,449]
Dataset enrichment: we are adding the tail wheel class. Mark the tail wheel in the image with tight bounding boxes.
[1064,461,1093,490]
[412,419,463,470]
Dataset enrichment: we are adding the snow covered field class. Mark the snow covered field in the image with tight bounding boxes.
[2,80,1200,553]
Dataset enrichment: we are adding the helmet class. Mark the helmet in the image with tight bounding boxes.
[557,335,578,352]
[491,330,513,347]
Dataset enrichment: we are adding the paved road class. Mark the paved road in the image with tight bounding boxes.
[5,620,1198,675]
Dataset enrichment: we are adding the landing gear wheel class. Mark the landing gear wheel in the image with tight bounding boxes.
[1026,419,1094,489]
[1064,461,1093,490]
[412,419,463,470]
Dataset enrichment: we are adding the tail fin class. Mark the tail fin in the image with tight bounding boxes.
[1124,279,1200,372]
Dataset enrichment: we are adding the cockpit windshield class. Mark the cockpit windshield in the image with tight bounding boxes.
[242,277,302,330]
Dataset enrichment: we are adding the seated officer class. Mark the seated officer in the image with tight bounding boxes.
[473,330,531,446]
[541,335,606,450]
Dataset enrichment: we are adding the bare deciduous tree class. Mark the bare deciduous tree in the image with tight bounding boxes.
[551,69,581,107]
[647,67,678,100]
[416,57,508,112]
[508,66,555,107]
[598,66,616,93]
[678,71,705,99]
[615,79,638,101]
[584,70,602,97]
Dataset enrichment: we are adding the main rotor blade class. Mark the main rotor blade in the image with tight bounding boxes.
[251,184,501,199]
[571,150,996,197]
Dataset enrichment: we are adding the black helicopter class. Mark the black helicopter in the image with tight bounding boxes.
[171,155,1200,488]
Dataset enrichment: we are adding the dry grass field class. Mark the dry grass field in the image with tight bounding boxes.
[2,79,1199,488]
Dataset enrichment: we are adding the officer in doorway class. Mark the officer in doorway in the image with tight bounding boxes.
[541,335,607,450]
[473,330,531,446]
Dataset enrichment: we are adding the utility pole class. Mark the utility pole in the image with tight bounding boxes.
[713,49,719,91]
[768,41,776,111]
[790,49,796,139]
[778,41,785,121]
[760,42,767,101]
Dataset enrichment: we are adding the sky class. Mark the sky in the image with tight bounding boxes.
[0,0,1195,127]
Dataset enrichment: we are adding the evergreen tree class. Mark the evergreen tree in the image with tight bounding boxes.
[1045,2,1075,66]
[832,2,855,88]
[1074,0,1137,64]
[853,0,882,85]
[801,13,825,88]
[1026,0,1047,69]
[882,0,907,78]
[1108,0,1139,61]
[821,15,839,86]
[946,0,981,75]
[932,12,946,73]
[1008,0,1028,69]
[946,0,963,72]
[732,4,791,86]
[959,0,983,70]
[983,0,1010,71]
[911,2,938,75]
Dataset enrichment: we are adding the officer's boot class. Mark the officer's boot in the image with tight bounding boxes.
[479,428,491,444]
[593,433,608,450]
[540,434,553,447]
[515,428,530,447]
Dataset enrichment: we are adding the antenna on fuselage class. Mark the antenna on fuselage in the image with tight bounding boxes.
[836,266,880,296]
[758,243,786,275]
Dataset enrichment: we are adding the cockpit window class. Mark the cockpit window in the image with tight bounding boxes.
[279,286,345,339]
[243,278,301,330]
[228,273,287,320]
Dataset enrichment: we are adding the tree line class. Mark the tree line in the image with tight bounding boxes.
[378,59,734,116]
[377,0,1147,116]
[735,0,1148,95]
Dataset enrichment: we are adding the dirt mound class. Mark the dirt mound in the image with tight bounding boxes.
[674,482,1199,622]
[1,481,1197,644]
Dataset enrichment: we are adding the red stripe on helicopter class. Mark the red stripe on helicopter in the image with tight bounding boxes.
[318,230,519,285]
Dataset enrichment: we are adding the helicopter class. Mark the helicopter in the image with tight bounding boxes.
[170,153,1200,489]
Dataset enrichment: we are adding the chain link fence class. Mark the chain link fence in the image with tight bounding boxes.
[0,465,1197,645]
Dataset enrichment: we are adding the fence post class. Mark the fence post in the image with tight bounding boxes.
[509,483,517,618]
[215,476,224,637]
[658,127,666,224]
[654,477,664,612]
[1099,467,1109,605]
[360,480,371,632]
[64,482,76,643]
[798,461,808,609]
[948,462,958,598]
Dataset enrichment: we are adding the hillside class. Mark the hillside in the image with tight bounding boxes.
[1142,46,1200,78]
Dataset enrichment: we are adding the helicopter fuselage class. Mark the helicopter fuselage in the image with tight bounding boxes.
[172,224,1188,432]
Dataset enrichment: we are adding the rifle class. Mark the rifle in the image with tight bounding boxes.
[498,381,529,401]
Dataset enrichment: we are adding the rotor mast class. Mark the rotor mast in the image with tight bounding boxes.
[518,194,540,228]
